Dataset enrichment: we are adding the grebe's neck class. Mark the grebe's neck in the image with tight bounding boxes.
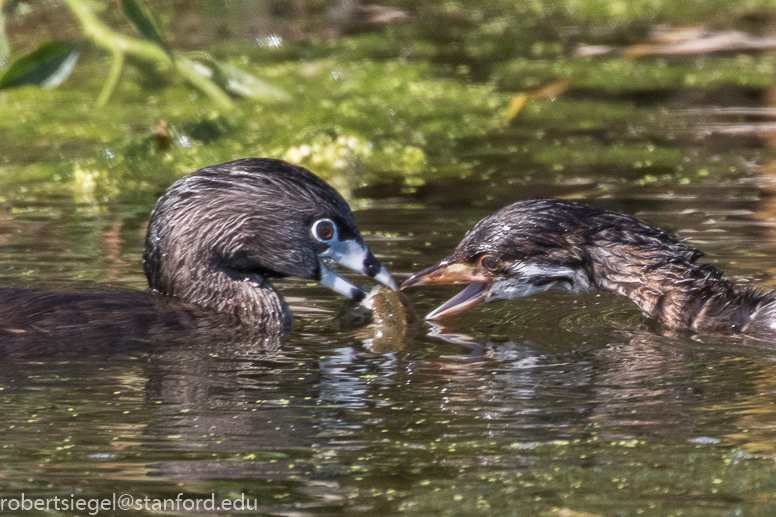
[585,241,762,332]
[147,258,293,330]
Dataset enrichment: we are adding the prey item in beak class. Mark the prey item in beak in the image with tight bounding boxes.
[401,261,491,320]
[318,238,397,306]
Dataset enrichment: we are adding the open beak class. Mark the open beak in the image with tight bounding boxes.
[318,239,397,306]
[401,261,491,320]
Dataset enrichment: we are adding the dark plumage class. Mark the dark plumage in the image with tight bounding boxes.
[402,198,776,337]
[143,158,395,329]
[0,158,396,353]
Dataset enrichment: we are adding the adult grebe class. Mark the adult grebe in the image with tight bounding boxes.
[143,158,396,329]
[0,158,396,352]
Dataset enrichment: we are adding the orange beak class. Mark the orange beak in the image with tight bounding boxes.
[401,261,492,320]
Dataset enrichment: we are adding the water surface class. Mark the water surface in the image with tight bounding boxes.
[1,174,776,516]
[3,1,776,515]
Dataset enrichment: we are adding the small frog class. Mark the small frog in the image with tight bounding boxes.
[363,285,416,327]
[359,285,417,352]
[334,285,417,352]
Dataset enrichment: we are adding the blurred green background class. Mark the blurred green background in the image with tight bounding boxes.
[4,0,776,203]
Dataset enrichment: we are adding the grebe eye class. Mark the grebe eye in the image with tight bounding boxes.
[480,255,501,272]
[312,219,336,243]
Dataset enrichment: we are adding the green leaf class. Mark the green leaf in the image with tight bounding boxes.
[121,0,168,50]
[0,41,80,90]
[182,52,291,102]
[212,62,291,101]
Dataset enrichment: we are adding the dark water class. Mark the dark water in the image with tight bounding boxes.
[1,174,776,516]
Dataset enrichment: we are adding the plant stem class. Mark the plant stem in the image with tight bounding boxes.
[61,0,234,110]
[0,0,10,69]
[97,48,123,108]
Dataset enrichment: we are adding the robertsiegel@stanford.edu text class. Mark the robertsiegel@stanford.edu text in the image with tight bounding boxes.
[0,493,260,514]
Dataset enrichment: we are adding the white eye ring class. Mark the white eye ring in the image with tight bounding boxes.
[311,218,337,243]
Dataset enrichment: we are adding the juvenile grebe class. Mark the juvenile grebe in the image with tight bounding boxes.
[0,159,396,347]
[402,199,776,336]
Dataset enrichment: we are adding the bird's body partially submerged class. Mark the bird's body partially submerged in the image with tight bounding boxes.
[143,158,396,331]
[402,199,776,337]
[0,158,397,355]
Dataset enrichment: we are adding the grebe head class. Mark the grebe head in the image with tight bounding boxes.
[143,158,396,327]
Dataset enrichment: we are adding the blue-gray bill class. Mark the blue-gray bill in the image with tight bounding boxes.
[318,238,396,307]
